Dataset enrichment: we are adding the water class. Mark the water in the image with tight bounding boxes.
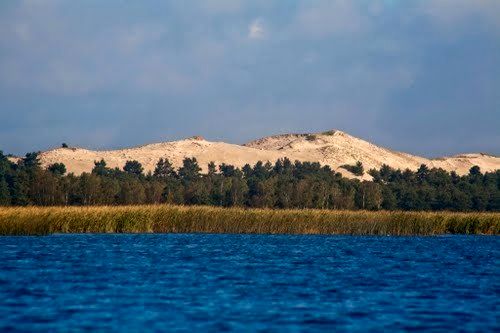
[0,234,498,332]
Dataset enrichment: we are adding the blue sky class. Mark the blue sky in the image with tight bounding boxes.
[0,0,499,157]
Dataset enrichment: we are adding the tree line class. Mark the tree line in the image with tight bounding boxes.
[0,151,498,211]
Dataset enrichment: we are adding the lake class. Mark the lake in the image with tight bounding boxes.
[0,234,498,332]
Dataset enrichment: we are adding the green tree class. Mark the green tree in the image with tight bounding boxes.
[10,171,31,205]
[92,159,111,176]
[178,158,201,183]
[184,179,210,205]
[162,179,184,204]
[154,158,176,179]
[381,186,397,210]
[417,164,430,183]
[118,179,146,204]
[98,177,120,205]
[77,173,101,205]
[22,152,41,171]
[226,177,248,206]
[123,160,144,176]
[207,162,217,177]
[30,170,64,205]
[145,180,165,204]
[48,163,66,176]
[0,176,10,205]
[340,161,364,176]
[356,181,382,210]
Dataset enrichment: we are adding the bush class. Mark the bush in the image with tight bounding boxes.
[305,134,317,141]
[341,161,364,176]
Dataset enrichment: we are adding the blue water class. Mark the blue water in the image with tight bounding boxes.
[0,235,498,332]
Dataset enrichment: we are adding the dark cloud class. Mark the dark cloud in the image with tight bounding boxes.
[0,0,498,156]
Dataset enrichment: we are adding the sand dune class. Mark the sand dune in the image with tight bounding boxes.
[27,130,499,178]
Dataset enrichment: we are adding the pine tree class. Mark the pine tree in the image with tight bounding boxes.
[0,176,10,205]
[178,158,201,183]
[154,158,176,179]
[123,160,144,176]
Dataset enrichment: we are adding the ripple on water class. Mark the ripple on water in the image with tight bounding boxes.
[0,234,498,332]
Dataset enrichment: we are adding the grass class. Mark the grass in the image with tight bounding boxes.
[0,205,499,236]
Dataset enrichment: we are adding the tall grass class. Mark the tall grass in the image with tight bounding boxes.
[0,205,498,236]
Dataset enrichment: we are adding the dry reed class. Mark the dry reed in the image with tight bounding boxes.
[0,205,498,236]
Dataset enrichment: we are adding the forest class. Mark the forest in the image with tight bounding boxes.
[0,151,498,211]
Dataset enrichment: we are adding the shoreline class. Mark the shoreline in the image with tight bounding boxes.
[1,205,499,236]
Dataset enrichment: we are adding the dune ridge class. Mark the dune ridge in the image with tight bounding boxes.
[24,130,499,178]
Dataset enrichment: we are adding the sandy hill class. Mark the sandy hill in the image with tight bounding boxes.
[244,130,500,177]
[24,130,499,178]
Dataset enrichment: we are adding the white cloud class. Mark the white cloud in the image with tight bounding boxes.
[248,18,265,39]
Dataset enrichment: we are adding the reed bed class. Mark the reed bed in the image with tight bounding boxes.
[0,205,498,236]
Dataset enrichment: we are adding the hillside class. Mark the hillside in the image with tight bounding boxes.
[244,130,499,177]
[30,130,499,178]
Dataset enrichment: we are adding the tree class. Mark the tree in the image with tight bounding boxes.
[248,177,277,208]
[10,170,31,205]
[154,158,176,179]
[61,143,69,148]
[340,161,364,176]
[469,166,482,184]
[242,164,252,178]
[417,164,429,183]
[0,154,497,212]
[0,176,10,205]
[183,177,211,205]
[469,166,481,177]
[145,180,165,204]
[162,179,184,204]
[98,177,120,205]
[48,163,66,176]
[275,176,294,208]
[30,170,64,205]
[118,179,145,205]
[22,152,41,171]
[123,160,144,176]
[76,173,101,205]
[226,177,248,206]
[178,158,201,183]
[356,181,382,210]
[0,150,12,175]
[219,163,238,177]
[207,162,217,177]
[379,164,393,182]
[92,159,111,176]
[251,161,271,180]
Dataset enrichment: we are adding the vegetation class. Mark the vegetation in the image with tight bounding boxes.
[305,134,317,141]
[0,205,498,236]
[0,150,498,212]
[341,161,365,176]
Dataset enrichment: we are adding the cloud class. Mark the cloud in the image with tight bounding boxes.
[418,0,500,29]
[248,19,265,39]
[295,0,367,38]
[200,0,244,14]
[0,0,498,156]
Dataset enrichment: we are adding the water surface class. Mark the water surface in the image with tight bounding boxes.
[0,234,498,332]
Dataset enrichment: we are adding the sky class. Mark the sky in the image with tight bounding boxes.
[0,0,499,157]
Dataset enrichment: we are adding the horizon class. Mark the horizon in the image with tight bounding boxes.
[1,1,499,157]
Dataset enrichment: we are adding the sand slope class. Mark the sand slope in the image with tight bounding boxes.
[31,130,499,178]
